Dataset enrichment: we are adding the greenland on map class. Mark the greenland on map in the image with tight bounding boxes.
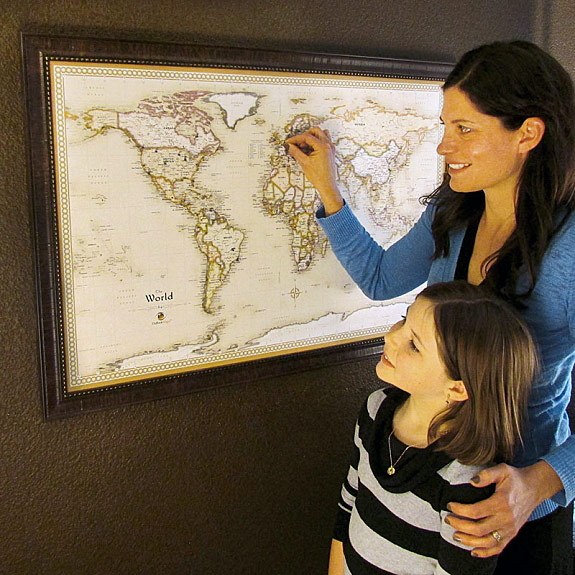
[49,61,444,391]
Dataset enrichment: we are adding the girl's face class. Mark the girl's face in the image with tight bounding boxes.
[437,86,528,197]
[377,297,453,404]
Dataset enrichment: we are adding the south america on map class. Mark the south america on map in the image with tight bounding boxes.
[53,63,443,390]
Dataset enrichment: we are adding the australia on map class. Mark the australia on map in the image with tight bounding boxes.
[51,62,444,390]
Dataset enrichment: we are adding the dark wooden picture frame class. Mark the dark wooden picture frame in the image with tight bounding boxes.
[22,33,452,419]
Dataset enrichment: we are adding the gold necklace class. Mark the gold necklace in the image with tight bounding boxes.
[387,429,418,476]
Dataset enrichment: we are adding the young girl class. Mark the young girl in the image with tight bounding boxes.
[329,281,537,575]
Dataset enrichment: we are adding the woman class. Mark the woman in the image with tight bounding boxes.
[287,41,575,573]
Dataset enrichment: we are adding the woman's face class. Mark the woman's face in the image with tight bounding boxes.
[437,86,528,197]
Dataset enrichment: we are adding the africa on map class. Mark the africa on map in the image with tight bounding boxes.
[51,62,444,390]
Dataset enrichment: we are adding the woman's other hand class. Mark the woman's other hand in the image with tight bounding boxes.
[446,461,564,558]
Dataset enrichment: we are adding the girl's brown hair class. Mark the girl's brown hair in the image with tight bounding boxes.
[421,281,538,465]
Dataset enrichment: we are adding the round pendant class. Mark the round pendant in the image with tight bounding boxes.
[387,466,395,476]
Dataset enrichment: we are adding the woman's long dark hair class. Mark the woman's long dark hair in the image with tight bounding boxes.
[424,41,575,303]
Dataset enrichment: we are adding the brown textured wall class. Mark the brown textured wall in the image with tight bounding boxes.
[1,1,540,573]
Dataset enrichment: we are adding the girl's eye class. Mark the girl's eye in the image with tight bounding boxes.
[458,124,472,134]
[409,340,419,353]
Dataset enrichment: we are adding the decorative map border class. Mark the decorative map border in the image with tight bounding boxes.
[23,34,453,418]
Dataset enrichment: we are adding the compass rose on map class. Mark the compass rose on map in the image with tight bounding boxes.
[290,286,301,301]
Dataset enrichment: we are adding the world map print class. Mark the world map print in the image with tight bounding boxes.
[51,63,444,390]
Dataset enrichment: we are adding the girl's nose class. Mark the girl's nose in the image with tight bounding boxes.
[384,322,401,347]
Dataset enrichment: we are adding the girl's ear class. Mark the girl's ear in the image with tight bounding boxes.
[447,379,469,403]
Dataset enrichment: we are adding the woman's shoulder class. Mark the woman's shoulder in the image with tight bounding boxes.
[544,209,575,264]
[557,208,575,235]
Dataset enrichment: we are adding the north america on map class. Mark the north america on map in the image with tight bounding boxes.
[56,65,443,388]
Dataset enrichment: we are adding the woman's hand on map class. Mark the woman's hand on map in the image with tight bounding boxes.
[286,127,344,216]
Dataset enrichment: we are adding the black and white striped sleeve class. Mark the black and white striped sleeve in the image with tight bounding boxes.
[333,390,386,542]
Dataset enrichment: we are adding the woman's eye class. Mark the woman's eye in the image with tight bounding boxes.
[458,124,472,134]
[409,340,419,353]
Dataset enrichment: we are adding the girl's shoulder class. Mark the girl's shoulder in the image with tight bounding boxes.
[436,460,495,505]
[365,388,387,419]
[437,459,485,486]
[364,386,408,420]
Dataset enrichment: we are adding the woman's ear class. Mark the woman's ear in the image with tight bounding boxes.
[448,379,469,403]
[518,117,545,153]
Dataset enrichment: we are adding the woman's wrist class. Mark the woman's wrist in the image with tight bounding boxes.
[320,191,344,216]
[528,460,564,504]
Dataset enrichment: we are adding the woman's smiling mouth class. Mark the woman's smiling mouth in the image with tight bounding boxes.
[448,163,471,172]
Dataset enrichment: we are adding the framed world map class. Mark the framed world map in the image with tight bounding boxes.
[22,34,452,418]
